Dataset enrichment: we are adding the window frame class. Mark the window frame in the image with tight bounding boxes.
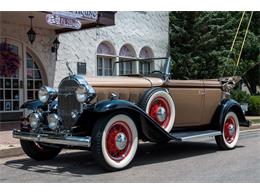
[97,54,116,76]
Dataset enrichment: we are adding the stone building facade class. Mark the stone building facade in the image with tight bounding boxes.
[0,11,169,121]
[55,11,169,87]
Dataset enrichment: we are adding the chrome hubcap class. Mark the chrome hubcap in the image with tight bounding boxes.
[228,124,235,135]
[115,132,128,150]
[156,106,166,122]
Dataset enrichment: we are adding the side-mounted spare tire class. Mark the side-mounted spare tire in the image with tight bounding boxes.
[139,88,176,133]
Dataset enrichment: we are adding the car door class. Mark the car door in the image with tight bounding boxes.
[165,79,205,127]
[201,79,223,125]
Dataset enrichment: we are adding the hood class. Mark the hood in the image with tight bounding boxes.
[86,76,164,88]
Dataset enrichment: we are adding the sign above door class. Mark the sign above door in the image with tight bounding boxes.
[52,11,98,21]
[46,14,82,29]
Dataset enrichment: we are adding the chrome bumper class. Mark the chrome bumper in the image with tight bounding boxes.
[13,129,91,148]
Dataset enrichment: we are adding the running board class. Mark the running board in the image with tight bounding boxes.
[170,130,222,141]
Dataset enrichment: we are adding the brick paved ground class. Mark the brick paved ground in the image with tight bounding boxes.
[0,122,20,145]
[0,130,19,145]
[0,121,20,131]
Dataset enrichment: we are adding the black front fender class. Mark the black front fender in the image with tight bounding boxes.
[20,100,57,111]
[93,99,175,142]
[20,100,45,110]
[211,99,251,130]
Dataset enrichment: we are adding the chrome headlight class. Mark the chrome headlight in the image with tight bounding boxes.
[47,113,60,130]
[38,86,57,103]
[75,85,89,103]
[29,113,41,130]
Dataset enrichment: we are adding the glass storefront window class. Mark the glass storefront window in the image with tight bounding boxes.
[26,53,43,101]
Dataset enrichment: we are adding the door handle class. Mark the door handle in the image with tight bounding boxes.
[199,90,205,95]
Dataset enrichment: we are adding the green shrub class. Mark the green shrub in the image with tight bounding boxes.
[248,96,260,116]
[230,89,250,103]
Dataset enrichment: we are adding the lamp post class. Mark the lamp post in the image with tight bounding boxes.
[27,16,36,44]
[51,37,60,60]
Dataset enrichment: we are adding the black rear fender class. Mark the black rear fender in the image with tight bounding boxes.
[211,99,251,130]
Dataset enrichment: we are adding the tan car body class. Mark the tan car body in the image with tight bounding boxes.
[87,76,223,128]
[13,57,250,171]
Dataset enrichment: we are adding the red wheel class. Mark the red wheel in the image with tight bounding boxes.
[140,88,175,133]
[215,112,240,150]
[106,121,132,162]
[148,96,171,128]
[223,116,237,144]
[92,113,138,171]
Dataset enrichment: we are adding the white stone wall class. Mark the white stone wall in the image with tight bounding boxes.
[1,12,169,88]
[0,19,56,86]
[55,11,169,87]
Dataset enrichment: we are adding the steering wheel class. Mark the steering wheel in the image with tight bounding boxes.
[151,70,163,75]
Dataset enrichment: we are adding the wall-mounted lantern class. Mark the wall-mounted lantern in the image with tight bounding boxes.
[27,16,36,44]
[51,37,60,60]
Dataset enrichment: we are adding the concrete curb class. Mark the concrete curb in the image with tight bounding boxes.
[241,124,260,130]
[0,144,24,159]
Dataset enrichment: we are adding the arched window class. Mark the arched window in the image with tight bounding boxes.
[119,44,136,75]
[26,53,43,101]
[139,47,154,75]
[0,38,46,121]
[97,41,116,76]
[0,41,21,112]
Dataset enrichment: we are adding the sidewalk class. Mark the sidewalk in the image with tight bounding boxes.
[0,121,22,158]
[0,117,260,159]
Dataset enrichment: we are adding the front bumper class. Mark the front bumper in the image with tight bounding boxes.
[13,129,91,148]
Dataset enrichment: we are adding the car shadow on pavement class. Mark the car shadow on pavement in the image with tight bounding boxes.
[4,141,244,177]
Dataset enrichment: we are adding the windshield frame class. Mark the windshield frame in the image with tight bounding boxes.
[113,57,172,80]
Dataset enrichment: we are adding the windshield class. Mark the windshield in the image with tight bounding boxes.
[112,57,171,78]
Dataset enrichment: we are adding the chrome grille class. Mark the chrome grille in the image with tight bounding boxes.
[58,78,81,129]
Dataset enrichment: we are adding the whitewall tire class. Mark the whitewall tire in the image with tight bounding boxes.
[91,113,138,171]
[215,111,240,150]
[140,88,175,133]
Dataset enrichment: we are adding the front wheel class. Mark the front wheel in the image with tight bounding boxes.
[215,111,240,150]
[91,113,138,171]
[21,140,61,161]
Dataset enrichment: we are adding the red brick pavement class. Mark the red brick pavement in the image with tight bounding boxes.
[0,122,20,145]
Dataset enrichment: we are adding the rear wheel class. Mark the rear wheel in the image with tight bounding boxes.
[91,113,138,171]
[215,111,240,150]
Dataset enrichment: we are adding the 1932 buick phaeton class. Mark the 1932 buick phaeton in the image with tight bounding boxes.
[13,57,250,171]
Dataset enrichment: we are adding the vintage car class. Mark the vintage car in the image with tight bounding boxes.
[13,57,250,171]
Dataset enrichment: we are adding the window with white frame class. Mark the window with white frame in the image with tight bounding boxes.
[119,44,136,75]
[26,53,44,101]
[97,42,116,76]
[139,47,154,75]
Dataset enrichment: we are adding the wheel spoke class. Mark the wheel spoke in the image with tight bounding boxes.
[224,116,237,144]
[148,96,171,128]
[106,121,132,162]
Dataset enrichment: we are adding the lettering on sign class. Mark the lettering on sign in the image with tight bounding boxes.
[46,14,82,29]
[52,11,98,21]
